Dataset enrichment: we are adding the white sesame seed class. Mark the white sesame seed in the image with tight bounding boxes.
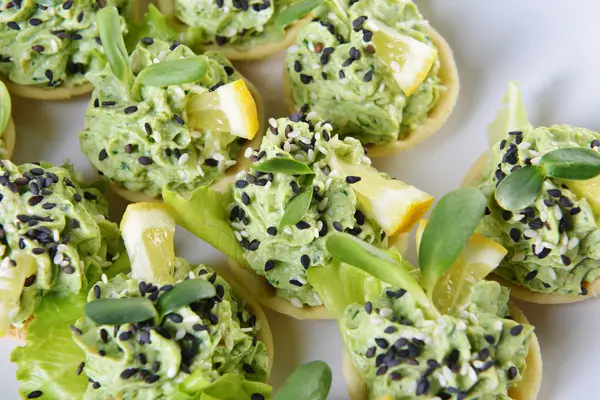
[313,228,319,238]
[540,209,547,222]
[443,366,454,382]
[231,222,244,230]
[290,298,303,308]
[212,152,225,161]
[512,252,525,262]
[534,236,543,249]
[225,334,234,350]
[234,231,242,242]
[178,153,190,166]
[244,147,253,158]
[467,365,478,383]
[57,244,69,253]
[530,157,541,166]
[560,245,568,255]
[561,233,569,246]
[308,149,315,163]
[3,224,14,233]
[288,129,301,138]
[240,230,249,238]
[568,237,580,249]
[554,207,563,220]
[284,227,293,235]
[283,141,291,153]
[101,274,108,284]
[167,367,177,379]
[542,241,555,249]
[472,360,485,369]
[456,320,467,331]
[548,268,557,280]
[255,320,262,330]
[188,271,195,279]
[317,145,328,155]
[175,329,186,340]
[308,42,315,51]
[268,118,277,128]
[494,321,503,330]
[294,153,306,161]
[191,130,202,138]
[306,111,318,120]
[289,144,300,152]
[53,253,64,265]
[265,181,272,190]
[379,307,393,318]
[370,315,383,325]
[183,316,198,323]
[53,230,60,242]
[378,83,385,93]
[518,141,531,149]
[510,213,525,223]
[529,150,540,157]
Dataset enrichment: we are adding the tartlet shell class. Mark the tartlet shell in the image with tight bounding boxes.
[283,26,460,157]
[462,151,600,304]
[342,303,543,400]
[156,0,312,61]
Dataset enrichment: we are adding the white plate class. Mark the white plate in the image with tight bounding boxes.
[3,0,600,398]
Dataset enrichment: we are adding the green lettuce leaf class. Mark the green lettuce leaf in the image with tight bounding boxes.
[11,292,88,399]
[125,4,177,52]
[175,372,272,400]
[487,81,531,146]
[163,186,245,264]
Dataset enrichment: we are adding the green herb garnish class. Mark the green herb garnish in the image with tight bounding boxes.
[97,6,133,88]
[274,0,324,31]
[280,188,313,229]
[135,56,208,87]
[495,147,600,211]
[84,297,157,325]
[252,158,314,175]
[418,188,486,296]
[157,279,216,317]
[275,361,332,400]
[0,81,11,134]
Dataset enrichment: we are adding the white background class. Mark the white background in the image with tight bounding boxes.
[2,0,600,398]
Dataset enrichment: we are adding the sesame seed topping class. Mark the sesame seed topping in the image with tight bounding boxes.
[289,279,303,287]
[173,114,185,125]
[138,156,153,165]
[124,105,138,114]
[300,254,310,269]
[346,175,361,184]
[510,324,524,336]
[27,391,43,399]
[524,270,538,281]
[264,260,275,271]
[141,37,154,45]
[375,338,389,349]
[333,221,342,232]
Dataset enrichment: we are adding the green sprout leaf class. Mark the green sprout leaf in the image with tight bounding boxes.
[252,158,313,175]
[97,6,132,88]
[418,188,486,297]
[280,188,313,229]
[84,298,157,325]
[136,56,208,87]
[540,147,600,180]
[487,81,530,146]
[0,81,11,134]
[125,4,177,52]
[495,166,544,211]
[275,361,332,400]
[326,233,438,318]
[157,280,216,318]
[275,0,324,31]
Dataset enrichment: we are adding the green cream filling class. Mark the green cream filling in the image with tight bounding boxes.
[345,281,532,399]
[79,39,243,198]
[285,0,440,145]
[229,116,387,307]
[476,125,600,295]
[73,261,268,399]
[178,0,296,51]
[0,0,130,87]
[0,160,121,327]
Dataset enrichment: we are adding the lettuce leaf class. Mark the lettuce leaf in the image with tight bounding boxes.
[174,372,272,400]
[487,81,531,146]
[11,292,88,399]
[163,186,245,264]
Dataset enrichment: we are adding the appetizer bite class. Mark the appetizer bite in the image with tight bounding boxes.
[284,0,459,156]
[79,6,264,203]
[0,0,134,100]
[11,202,274,399]
[165,113,433,319]
[463,82,600,303]
[0,82,16,158]
[310,188,542,399]
[156,0,321,60]
[0,160,121,339]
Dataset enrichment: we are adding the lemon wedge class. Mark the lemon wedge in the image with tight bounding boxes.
[416,220,507,314]
[0,252,36,337]
[565,177,600,224]
[120,203,176,285]
[368,19,438,96]
[330,156,433,235]
[186,79,259,140]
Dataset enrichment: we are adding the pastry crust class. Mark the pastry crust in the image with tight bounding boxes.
[107,75,265,202]
[463,151,600,304]
[342,304,543,400]
[228,234,409,320]
[2,81,93,101]
[156,0,312,61]
[283,26,460,157]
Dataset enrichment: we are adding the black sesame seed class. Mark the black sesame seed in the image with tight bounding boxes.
[495,169,506,182]
[365,346,376,358]
[98,349,106,356]
[241,192,250,205]
[289,279,303,287]
[235,180,249,189]
[300,254,310,269]
[363,70,373,82]
[559,196,574,208]
[509,228,521,243]
[27,391,43,399]
[570,207,581,215]
[30,18,42,26]
[339,70,345,79]
[296,221,311,230]
[251,395,265,400]
[376,365,388,375]
[375,338,389,349]
[76,362,85,376]
[173,114,185,125]
[7,22,20,31]
[547,189,561,198]
[208,312,219,325]
[98,149,108,161]
[346,175,361,184]
[243,363,255,374]
[93,285,101,299]
[32,248,45,255]
[205,158,219,166]
[124,105,138,114]
[352,16,367,28]
[264,260,275,271]
[193,324,209,332]
[138,156,153,165]
[224,65,234,75]
[167,313,183,323]
[294,60,302,72]
[561,255,571,266]
[333,221,343,232]
[384,326,396,334]
[141,37,154,45]
[524,270,538,281]
[536,248,551,259]
[145,375,160,383]
[510,325,524,336]
[267,226,277,236]
[528,218,543,230]
[101,101,115,107]
[70,325,82,335]
[508,366,518,380]
[502,210,512,221]
[591,139,600,149]
[364,301,372,314]
[416,379,429,396]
